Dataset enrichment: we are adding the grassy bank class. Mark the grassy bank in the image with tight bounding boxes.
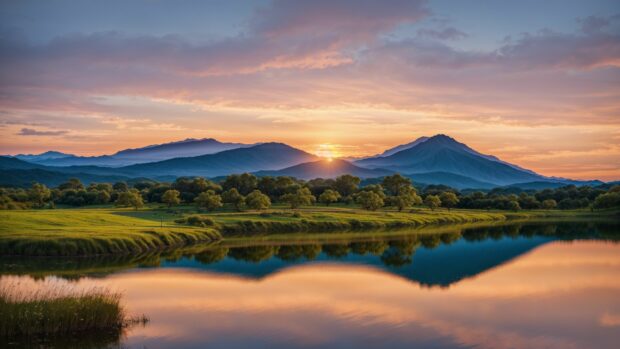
[1,204,616,256]
[0,281,146,340]
[0,208,221,256]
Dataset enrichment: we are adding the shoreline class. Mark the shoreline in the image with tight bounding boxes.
[1,206,617,257]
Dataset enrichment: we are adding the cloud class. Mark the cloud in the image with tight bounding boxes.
[252,0,429,39]
[417,27,468,40]
[578,14,620,35]
[17,127,68,136]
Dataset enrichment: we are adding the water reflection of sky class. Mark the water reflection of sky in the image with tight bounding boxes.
[4,239,620,349]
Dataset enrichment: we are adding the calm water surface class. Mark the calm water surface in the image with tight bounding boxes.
[2,222,619,349]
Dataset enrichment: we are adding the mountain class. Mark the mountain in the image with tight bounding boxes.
[12,151,74,162]
[111,138,250,160]
[16,138,251,167]
[0,156,46,170]
[406,172,496,189]
[356,134,547,186]
[118,143,318,178]
[0,168,135,188]
[255,159,393,179]
[377,136,429,157]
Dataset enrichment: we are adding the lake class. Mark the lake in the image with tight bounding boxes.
[2,221,619,349]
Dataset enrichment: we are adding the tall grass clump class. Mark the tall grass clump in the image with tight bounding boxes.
[0,281,147,340]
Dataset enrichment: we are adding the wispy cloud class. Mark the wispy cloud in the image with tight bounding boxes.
[17,128,68,136]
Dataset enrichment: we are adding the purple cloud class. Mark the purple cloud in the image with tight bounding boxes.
[17,128,68,136]
[417,27,468,40]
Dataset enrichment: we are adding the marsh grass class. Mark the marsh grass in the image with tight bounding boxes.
[0,281,148,340]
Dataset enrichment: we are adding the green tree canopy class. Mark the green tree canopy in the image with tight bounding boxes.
[28,183,51,208]
[390,185,421,211]
[281,187,316,209]
[318,189,341,206]
[115,189,144,210]
[194,190,223,211]
[439,192,459,210]
[424,195,441,211]
[382,174,412,196]
[245,190,271,210]
[356,190,384,211]
[222,188,245,211]
[334,174,361,197]
[222,173,258,196]
[541,199,557,210]
[161,189,181,208]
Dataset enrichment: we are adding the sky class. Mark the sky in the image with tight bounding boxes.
[0,0,619,180]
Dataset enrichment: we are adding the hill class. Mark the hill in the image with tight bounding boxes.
[255,159,393,179]
[118,143,318,178]
[0,168,135,187]
[13,138,250,167]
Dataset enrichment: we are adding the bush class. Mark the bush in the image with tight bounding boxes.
[176,215,215,227]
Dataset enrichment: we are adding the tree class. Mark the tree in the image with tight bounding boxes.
[115,189,144,210]
[390,185,421,211]
[194,190,223,211]
[356,191,384,211]
[319,189,341,206]
[222,188,245,211]
[59,178,84,191]
[222,173,258,196]
[112,181,129,192]
[245,190,271,210]
[439,192,459,211]
[334,174,361,197]
[506,200,521,211]
[382,174,411,196]
[161,189,181,208]
[28,182,51,208]
[281,187,316,209]
[541,199,557,210]
[424,195,441,211]
[592,192,620,209]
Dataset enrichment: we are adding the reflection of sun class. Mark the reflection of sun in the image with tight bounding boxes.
[316,143,339,161]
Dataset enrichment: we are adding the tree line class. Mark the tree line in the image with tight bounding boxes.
[1,173,619,211]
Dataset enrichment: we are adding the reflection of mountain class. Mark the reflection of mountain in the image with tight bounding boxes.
[3,222,615,286]
[162,235,554,287]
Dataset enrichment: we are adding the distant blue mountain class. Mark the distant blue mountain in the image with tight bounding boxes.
[2,134,610,189]
[12,151,74,162]
[356,134,558,186]
[255,159,393,179]
[118,142,318,178]
[376,136,430,157]
[11,138,251,167]
[407,171,497,189]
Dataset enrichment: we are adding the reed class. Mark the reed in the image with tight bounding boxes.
[0,281,147,339]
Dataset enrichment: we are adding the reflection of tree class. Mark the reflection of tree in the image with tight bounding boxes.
[462,228,489,241]
[276,244,321,261]
[380,239,419,267]
[488,226,505,240]
[504,224,521,238]
[439,232,460,245]
[350,241,389,255]
[322,243,350,258]
[194,247,229,264]
[228,245,279,263]
[420,235,441,249]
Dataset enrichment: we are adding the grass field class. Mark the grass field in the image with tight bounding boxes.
[0,207,221,256]
[0,204,615,256]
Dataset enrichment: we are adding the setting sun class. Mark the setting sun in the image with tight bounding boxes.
[316,144,339,161]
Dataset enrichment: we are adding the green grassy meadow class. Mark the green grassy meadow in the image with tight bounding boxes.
[0,204,615,256]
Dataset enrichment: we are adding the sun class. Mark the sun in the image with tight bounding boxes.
[316,143,339,161]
